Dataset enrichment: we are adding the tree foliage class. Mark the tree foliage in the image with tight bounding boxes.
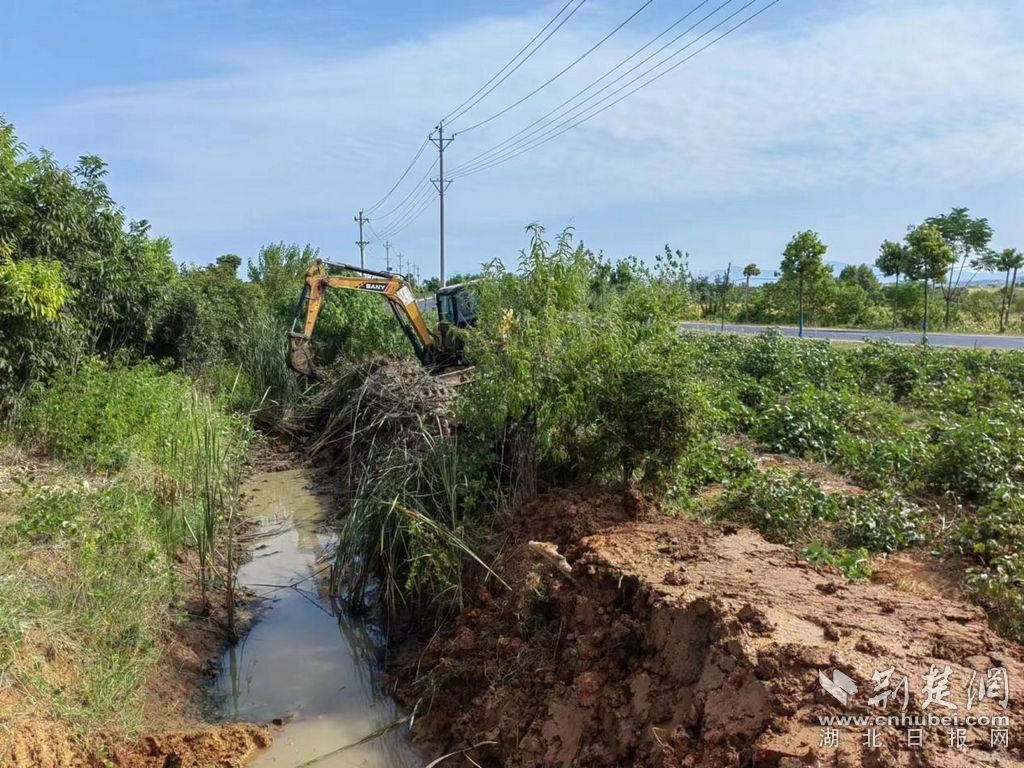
[0,119,176,415]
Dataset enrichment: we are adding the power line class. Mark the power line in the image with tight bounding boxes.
[444,0,588,128]
[442,0,579,125]
[377,189,437,240]
[449,0,722,174]
[455,0,656,135]
[450,0,740,178]
[452,0,778,180]
[373,185,437,240]
[366,219,388,244]
[370,158,438,222]
[364,136,431,215]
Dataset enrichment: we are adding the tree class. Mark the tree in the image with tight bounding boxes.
[780,231,828,335]
[742,263,760,321]
[904,224,953,342]
[925,207,992,329]
[247,242,318,309]
[713,266,732,329]
[1002,248,1024,331]
[0,118,176,412]
[876,240,911,330]
[691,276,716,317]
[978,248,1024,332]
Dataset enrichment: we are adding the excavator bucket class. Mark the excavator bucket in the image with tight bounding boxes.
[287,332,321,379]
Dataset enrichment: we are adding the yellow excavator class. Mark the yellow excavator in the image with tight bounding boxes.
[287,259,476,379]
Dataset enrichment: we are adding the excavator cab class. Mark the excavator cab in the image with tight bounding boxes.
[435,283,476,362]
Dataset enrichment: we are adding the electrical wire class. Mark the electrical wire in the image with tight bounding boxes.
[454,0,656,135]
[444,0,588,127]
[376,188,437,239]
[452,0,779,179]
[449,0,722,174]
[442,0,579,125]
[364,136,431,215]
[370,157,439,222]
[374,184,437,239]
[366,219,388,244]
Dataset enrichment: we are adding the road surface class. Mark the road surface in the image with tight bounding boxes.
[680,322,1024,350]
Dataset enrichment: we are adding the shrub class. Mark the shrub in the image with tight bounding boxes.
[462,226,717,491]
[752,387,850,461]
[718,469,838,544]
[836,490,926,551]
[926,406,1024,498]
[801,542,872,579]
[584,335,718,488]
[949,486,1024,639]
[19,358,249,476]
[837,426,930,492]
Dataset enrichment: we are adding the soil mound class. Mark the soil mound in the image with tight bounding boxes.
[5,720,270,768]
[395,487,1024,766]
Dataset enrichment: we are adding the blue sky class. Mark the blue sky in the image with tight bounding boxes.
[4,0,1023,279]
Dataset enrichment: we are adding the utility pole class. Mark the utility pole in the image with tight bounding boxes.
[396,252,404,277]
[430,122,454,287]
[721,262,731,331]
[354,210,369,269]
[383,240,392,271]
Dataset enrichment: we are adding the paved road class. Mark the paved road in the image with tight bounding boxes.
[680,322,1024,350]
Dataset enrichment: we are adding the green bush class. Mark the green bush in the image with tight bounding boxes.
[753,387,849,461]
[19,358,249,475]
[801,542,872,579]
[949,486,1024,639]
[718,469,838,544]
[836,490,926,551]
[926,406,1024,497]
[837,425,930,491]
[462,226,717,491]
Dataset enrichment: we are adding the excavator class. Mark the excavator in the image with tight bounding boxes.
[287,259,476,380]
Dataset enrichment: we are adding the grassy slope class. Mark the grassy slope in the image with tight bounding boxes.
[0,361,250,744]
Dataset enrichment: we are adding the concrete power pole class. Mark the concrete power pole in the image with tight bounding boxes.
[354,210,369,269]
[429,123,453,287]
[384,240,392,271]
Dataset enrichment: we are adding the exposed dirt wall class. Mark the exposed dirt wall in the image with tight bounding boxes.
[394,487,1024,767]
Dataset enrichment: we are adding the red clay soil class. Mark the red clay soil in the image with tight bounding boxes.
[6,720,270,768]
[394,487,1024,767]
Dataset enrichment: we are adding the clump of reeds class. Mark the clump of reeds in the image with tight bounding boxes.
[292,357,498,624]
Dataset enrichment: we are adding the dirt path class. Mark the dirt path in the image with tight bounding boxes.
[395,487,1024,767]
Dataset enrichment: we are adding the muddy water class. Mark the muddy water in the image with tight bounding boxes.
[215,468,419,767]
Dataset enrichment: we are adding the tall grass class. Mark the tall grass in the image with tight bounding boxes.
[1,358,252,730]
[333,433,502,622]
[1,485,176,731]
[164,391,248,616]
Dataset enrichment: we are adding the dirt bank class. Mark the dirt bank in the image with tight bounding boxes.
[394,487,1024,767]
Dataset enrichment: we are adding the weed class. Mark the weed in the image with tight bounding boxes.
[718,470,838,545]
[949,486,1024,639]
[801,542,873,579]
[836,490,926,552]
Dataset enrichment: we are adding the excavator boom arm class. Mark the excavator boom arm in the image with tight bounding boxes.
[288,260,437,378]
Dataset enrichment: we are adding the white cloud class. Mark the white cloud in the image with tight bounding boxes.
[27,0,1024,259]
